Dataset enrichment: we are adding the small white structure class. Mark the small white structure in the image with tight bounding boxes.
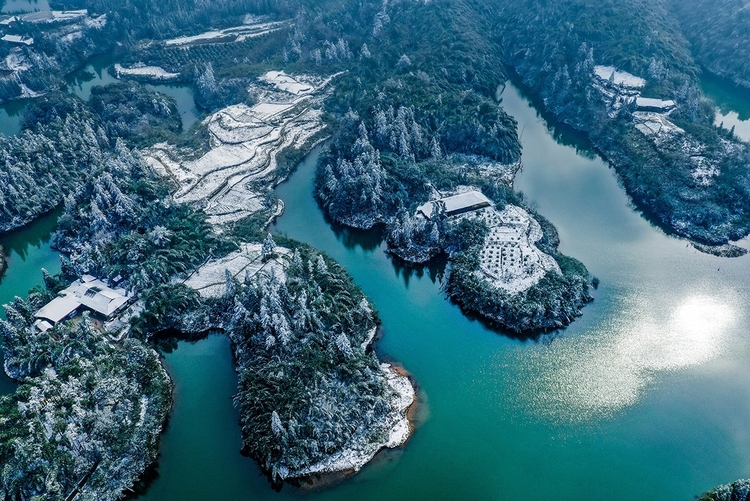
[260,71,313,95]
[594,65,646,89]
[417,191,491,219]
[1,35,33,46]
[33,275,132,331]
[636,97,676,112]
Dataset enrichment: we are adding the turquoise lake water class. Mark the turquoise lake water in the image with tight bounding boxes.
[0,208,61,394]
[1,73,750,499]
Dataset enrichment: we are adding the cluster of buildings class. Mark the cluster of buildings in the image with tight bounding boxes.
[33,275,132,332]
[593,64,677,114]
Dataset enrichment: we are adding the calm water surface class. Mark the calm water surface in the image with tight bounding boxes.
[1,0,49,13]
[0,208,61,395]
[1,70,749,498]
[67,57,200,131]
[0,100,28,137]
[137,80,750,500]
[702,71,750,142]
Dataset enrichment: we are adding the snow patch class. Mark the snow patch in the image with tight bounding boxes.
[468,205,561,294]
[594,65,646,88]
[283,363,415,479]
[114,63,180,81]
[163,21,289,47]
[182,243,289,298]
[259,71,314,95]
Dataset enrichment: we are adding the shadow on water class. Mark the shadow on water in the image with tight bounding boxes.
[0,206,61,279]
[326,217,385,253]
[701,70,750,121]
[388,253,446,289]
[505,72,598,159]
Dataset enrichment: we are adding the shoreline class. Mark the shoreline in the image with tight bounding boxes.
[292,362,421,491]
[0,245,6,277]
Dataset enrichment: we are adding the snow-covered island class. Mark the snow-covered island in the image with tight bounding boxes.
[178,242,417,481]
[403,187,592,333]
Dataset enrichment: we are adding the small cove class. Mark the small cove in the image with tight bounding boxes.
[0,207,61,395]
[701,71,750,142]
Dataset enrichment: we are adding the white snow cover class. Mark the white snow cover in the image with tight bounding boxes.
[183,243,289,298]
[260,71,314,95]
[114,63,180,81]
[142,70,336,227]
[634,112,721,186]
[5,49,29,71]
[163,21,289,47]
[450,202,561,294]
[283,363,415,479]
[594,65,646,88]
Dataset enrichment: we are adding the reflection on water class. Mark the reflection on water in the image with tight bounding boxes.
[510,294,737,423]
[0,99,28,137]
[701,72,750,142]
[66,59,118,101]
[501,79,750,427]
[66,57,200,132]
[0,207,61,396]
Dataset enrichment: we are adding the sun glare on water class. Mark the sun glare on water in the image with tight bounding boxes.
[505,294,737,423]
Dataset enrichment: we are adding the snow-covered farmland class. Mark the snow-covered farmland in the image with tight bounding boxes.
[143,71,334,227]
[114,63,180,81]
[594,65,646,88]
[1,9,86,25]
[183,242,289,298]
[259,71,313,95]
[163,21,289,47]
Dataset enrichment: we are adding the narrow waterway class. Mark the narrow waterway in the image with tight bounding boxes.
[0,56,199,139]
[67,56,200,130]
[0,207,61,395]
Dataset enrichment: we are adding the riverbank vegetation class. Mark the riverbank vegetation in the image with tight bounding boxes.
[227,244,408,482]
[670,0,750,89]
[0,32,416,491]
[700,479,750,501]
[493,0,750,247]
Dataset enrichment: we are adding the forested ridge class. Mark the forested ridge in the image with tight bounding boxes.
[670,0,750,89]
[493,0,750,247]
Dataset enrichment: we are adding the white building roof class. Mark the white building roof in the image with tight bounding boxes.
[33,319,54,333]
[34,276,131,327]
[1,35,33,46]
[70,278,130,317]
[35,295,81,323]
[418,190,491,219]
